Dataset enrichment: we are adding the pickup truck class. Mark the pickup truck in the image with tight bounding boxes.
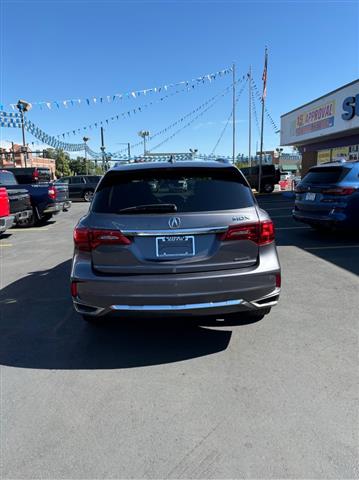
[0,169,71,226]
[240,165,280,193]
[0,187,14,234]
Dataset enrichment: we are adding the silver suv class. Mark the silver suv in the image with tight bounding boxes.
[71,161,281,322]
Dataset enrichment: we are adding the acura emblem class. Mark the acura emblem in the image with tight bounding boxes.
[168,217,181,228]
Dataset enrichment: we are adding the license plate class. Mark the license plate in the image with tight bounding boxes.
[305,192,316,201]
[156,235,195,257]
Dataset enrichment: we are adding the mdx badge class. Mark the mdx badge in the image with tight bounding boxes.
[232,215,250,222]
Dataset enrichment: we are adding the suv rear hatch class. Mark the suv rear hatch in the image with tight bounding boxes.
[80,166,270,275]
[295,165,353,214]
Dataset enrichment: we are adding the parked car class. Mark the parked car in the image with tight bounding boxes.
[0,170,33,224]
[4,167,53,184]
[293,160,359,230]
[1,169,70,226]
[240,165,280,193]
[71,160,281,323]
[55,175,102,202]
[0,187,14,235]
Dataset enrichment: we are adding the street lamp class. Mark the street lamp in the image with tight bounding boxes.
[83,136,90,174]
[16,99,32,167]
[189,148,198,159]
[275,147,283,166]
[138,130,150,156]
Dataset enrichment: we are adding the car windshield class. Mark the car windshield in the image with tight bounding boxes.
[302,166,350,184]
[92,168,254,214]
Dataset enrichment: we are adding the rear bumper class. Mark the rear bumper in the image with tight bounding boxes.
[292,208,350,226]
[71,247,281,317]
[0,215,15,233]
[14,209,33,222]
[43,201,71,214]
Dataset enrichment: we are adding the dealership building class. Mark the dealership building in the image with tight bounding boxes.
[280,79,359,175]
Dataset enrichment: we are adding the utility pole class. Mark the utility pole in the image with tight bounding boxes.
[258,47,268,194]
[232,62,236,164]
[248,65,252,168]
[127,143,131,160]
[16,100,32,168]
[100,127,106,171]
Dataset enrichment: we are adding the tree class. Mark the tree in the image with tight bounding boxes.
[43,148,71,177]
[55,150,71,177]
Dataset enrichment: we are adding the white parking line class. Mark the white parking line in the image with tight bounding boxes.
[305,245,359,251]
[261,206,293,211]
[10,228,49,232]
[0,243,12,247]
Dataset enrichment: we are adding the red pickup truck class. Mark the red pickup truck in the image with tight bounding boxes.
[0,187,15,235]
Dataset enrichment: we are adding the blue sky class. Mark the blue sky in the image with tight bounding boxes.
[1,0,358,158]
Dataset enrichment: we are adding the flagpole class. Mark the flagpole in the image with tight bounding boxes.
[258,47,268,194]
[248,65,252,168]
[232,63,236,163]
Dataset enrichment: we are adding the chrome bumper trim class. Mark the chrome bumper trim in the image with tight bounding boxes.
[249,288,281,308]
[0,215,15,232]
[73,301,105,316]
[110,299,244,312]
[121,226,228,237]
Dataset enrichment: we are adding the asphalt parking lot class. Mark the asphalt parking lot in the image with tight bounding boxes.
[0,196,358,479]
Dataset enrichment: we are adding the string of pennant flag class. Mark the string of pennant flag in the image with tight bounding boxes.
[8,67,233,111]
[250,77,280,133]
[112,76,247,157]
[149,76,248,153]
[57,74,245,139]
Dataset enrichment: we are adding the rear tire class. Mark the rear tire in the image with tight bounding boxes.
[83,190,94,202]
[261,183,275,194]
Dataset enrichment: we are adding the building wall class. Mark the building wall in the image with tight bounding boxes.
[0,145,56,178]
[281,79,359,146]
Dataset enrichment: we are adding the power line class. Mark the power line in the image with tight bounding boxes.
[211,76,249,155]
[112,75,247,156]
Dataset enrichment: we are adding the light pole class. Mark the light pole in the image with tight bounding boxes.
[275,147,283,168]
[138,130,150,156]
[118,142,131,160]
[83,137,90,174]
[189,148,198,159]
[16,99,32,167]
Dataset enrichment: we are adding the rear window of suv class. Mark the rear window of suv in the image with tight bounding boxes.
[302,166,350,184]
[92,167,254,213]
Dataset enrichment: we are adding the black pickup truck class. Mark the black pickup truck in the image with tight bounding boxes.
[0,169,71,226]
[240,165,280,193]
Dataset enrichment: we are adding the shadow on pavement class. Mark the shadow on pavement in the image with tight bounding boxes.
[0,260,261,370]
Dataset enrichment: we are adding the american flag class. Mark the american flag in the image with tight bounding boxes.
[262,48,268,100]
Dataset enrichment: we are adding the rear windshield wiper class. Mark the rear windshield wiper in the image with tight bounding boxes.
[118,203,178,214]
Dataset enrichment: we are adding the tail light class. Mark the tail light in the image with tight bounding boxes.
[322,187,356,196]
[276,273,281,288]
[48,186,57,199]
[70,281,78,297]
[32,169,39,182]
[73,227,132,251]
[221,220,275,246]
